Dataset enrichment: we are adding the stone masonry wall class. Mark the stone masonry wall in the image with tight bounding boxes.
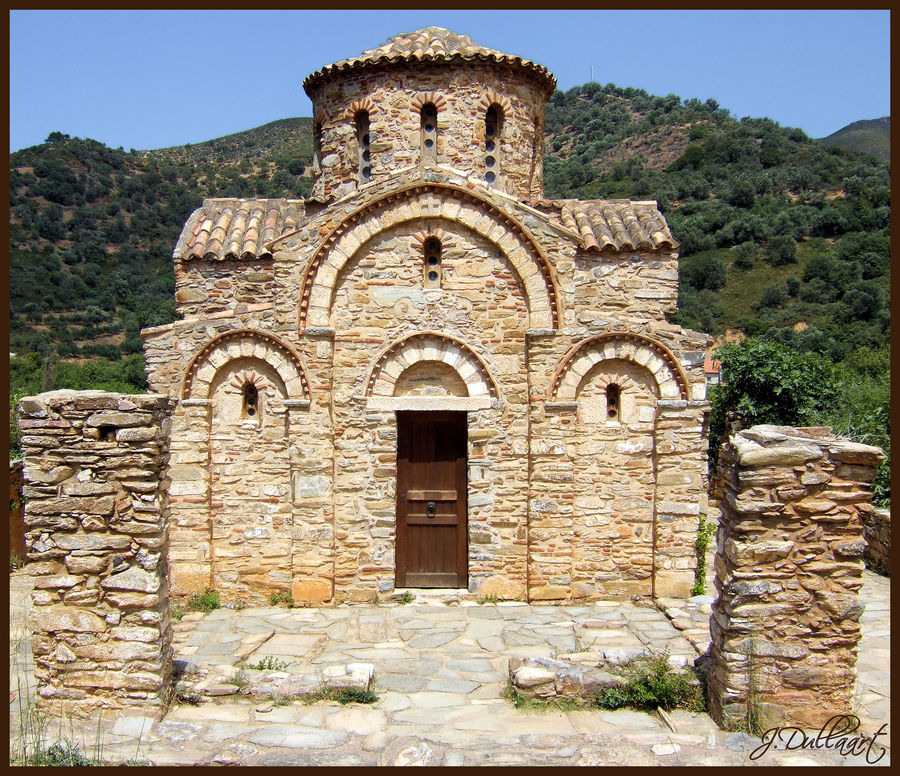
[863,508,890,573]
[308,63,548,201]
[707,425,884,730]
[18,391,174,717]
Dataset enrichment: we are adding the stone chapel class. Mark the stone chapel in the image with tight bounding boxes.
[142,27,712,606]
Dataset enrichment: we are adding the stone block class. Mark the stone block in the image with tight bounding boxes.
[291,577,332,604]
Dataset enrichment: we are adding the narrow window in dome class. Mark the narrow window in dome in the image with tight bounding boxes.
[423,235,442,289]
[313,121,323,175]
[355,110,371,183]
[420,103,438,164]
[484,105,502,184]
[606,383,620,422]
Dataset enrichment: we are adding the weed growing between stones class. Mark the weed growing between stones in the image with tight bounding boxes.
[691,514,717,596]
[170,605,185,622]
[247,656,288,671]
[187,589,220,613]
[267,590,294,606]
[502,683,579,712]
[593,654,705,713]
[480,593,500,604]
[395,591,415,605]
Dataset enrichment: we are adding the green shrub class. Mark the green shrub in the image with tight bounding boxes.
[267,590,294,606]
[593,655,704,713]
[332,688,378,705]
[247,656,288,671]
[186,589,220,613]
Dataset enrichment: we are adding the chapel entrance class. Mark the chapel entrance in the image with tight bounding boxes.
[395,411,468,588]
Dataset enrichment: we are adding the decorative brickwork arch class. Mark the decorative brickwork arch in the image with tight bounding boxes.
[287,183,560,330]
[182,329,310,401]
[365,332,499,400]
[551,333,690,401]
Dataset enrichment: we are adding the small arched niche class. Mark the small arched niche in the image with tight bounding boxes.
[576,358,659,427]
[209,357,287,432]
[394,361,469,397]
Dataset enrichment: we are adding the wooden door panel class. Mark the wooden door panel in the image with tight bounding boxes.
[396,412,467,588]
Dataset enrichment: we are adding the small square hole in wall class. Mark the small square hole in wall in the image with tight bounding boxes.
[98,425,117,442]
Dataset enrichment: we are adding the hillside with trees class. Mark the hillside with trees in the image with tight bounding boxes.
[8,87,889,500]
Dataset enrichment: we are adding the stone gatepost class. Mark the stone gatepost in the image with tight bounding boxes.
[707,425,884,730]
[18,390,175,717]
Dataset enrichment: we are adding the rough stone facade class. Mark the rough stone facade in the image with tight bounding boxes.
[10,458,26,562]
[17,391,175,717]
[707,425,884,730]
[863,508,890,573]
[143,27,711,606]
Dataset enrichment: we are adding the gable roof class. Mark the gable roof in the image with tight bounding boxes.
[543,200,677,253]
[303,27,556,96]
[174,199,305,262]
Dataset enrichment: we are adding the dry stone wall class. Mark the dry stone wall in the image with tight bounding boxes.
[707,425,884,730]
[863,508,890,573]
[17,391,174,717]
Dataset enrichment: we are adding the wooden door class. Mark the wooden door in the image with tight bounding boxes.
[396,411,467,588]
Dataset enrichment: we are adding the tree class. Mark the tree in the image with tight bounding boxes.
[707,338,840,472]
[680,252,726,291]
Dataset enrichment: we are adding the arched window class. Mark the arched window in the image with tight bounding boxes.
[420,103,438,164]
[605,383,620,421]
[423,235,441,289]
[312,120,323,174]
[243,382,260,422]
[355,110,371,183]
[484,105,502,184]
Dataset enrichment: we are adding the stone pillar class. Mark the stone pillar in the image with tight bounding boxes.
[707,425,884,730]
[652,400,710,598]
[287,398,335,604]
[167,398,212,595]
[18,390,175,717]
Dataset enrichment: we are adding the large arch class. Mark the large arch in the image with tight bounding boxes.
[279,183,560,331]
[551,332,690,401]
[181,329,310,401]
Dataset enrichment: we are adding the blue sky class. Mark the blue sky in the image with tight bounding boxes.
[9,9,890,152]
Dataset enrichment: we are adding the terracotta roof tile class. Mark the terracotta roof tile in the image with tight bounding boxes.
[551,200,677,253]
[304,27,556,96]
[174,199,306,261]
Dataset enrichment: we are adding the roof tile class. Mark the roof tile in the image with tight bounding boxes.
[175,199,306,261]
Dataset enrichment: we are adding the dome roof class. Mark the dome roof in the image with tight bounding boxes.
[303,27,556,96]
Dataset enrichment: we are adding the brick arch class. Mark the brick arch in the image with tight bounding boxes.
[365,332,499,400]
[286,183,560,331]
[182,329,310,401]
[551,333,690,401]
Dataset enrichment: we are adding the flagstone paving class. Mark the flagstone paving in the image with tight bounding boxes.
[9,565,890,766]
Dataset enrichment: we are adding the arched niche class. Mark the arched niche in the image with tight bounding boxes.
[552,333,690,402]
[182,329,310,402]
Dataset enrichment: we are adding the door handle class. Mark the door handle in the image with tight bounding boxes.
[427,501,436,519]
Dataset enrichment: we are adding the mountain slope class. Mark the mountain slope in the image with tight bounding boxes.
[819,117,889,162]
[9,89,890,392]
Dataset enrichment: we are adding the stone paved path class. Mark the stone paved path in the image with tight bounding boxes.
[9,565,890,766]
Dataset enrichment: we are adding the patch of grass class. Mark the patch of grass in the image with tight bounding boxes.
[267,590,294,606]
[331,687,377,705]
[691,514,717,596]
[593,654,705,713]
[170,605,185,622]
[16,739,102,766]
[395,591,414,605]
[175,690,201,705]
[247,656,288,671]
[480,593,499,604]
[186,589,220,613]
